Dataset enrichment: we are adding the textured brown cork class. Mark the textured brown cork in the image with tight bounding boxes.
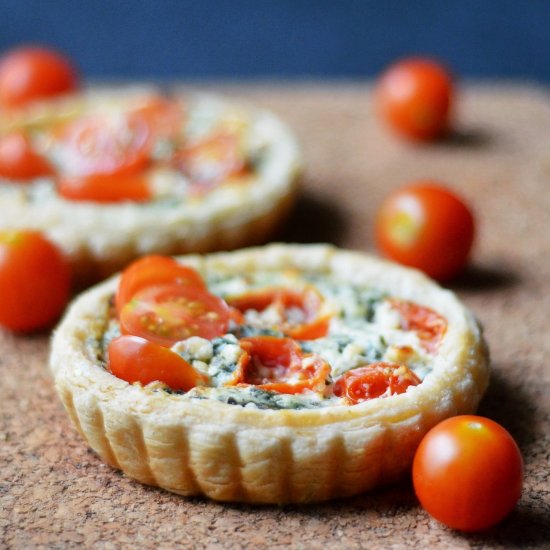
[1,83,550,549]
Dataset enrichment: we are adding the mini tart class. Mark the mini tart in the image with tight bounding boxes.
[0,87,300,286]
[50,244,489,503]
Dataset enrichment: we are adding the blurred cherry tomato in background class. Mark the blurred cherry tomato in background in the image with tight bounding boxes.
[376,58,453,141]
[0,46,78,107]
[0,230,71,331]
[413,415,523,531]
[375,181,475,281]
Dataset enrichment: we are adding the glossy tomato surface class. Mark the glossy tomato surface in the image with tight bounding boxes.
[0,46,78,107]
[108,335,207,391]
[413,415,523,531]
[0,230,71,331]
[0,131,53,180]
[376,58,453,141]
[375,181,475,281]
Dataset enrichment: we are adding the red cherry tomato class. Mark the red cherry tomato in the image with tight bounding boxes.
[60,112,151,177]
[0,46,78,107]
[375,181,475,281]
[132,95,184,140]
[119,283,231,347]
[115,255,206,315]
[0,131,53,180]
[232,336,331,394]
[0,230,70,331]
[389,299,447,353]
[57,172,151,203]
[333,362,420,404]
[228,287,330,340]
[376,58,453,141]
[108,334,207,391]
[413,415,524,531]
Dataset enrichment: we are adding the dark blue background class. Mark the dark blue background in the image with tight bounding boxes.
[1,0,550,82]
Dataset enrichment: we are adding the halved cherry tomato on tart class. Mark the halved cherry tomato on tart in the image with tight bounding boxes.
[119,283,231,347]
[228,287,331,340]
[228,336,331,395]
[0,46,78,108]
[132,95,184,141]
[174,131,248,190]
[60,112,152,178]
[115,255,206,315]
[0,131,53,180]
[390,298,447,353]
[333,362,420,404]
[108,334,207,391]
[57,172,151,203]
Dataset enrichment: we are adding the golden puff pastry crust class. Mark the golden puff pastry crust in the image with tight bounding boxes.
[0,88,300,286]
[50,244,489,503]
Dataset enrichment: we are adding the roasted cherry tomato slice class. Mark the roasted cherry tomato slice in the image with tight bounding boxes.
[120,284,231,347]
[390,298,447,353]
[57,172,151,203]
[376,57,453,141]
[413,415,523,531]
[228,287,330,340]
[333,362,420,404]
[61,112,151,177]
[230,336,330,394]
[0,46,78,108]
[132,95,184,141]
[0,230,70,331]
[174,131,247,190]
[0,131,53,181]
[375,181,475,281]
[115,255,206,315]
[108,334,207,391]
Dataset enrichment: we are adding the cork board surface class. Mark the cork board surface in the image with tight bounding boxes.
[1,83,550,549]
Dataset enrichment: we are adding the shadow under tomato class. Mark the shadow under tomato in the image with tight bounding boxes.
[447,262,521,294]
[276,191,349,246]
[440,127,493,149]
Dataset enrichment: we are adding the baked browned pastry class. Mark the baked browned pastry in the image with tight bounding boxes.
[50,244,489,503]
[0,88,300,285]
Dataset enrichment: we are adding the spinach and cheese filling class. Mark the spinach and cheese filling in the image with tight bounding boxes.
[95,267,447,410]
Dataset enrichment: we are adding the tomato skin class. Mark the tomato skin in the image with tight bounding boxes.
[0,46,78,108]
[0,131,53,180]
[333,362,420,404]
[413,415,523,532]
[375,181,475,281]
[115,255,206,315]
[57,172,151,203]
[0,230,70,331]
[108,335,207,391]
[376,57,453,141]
[120,284,230,347]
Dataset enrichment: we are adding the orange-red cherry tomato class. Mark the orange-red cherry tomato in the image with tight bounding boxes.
[108,334,207,391]
[132,95,184,141]
[375,181,475,281]
[115,255,206,315]
[0,131,53,180]
[0,46,78,107]
[333,362,420,404]
[60,112,152,177]
[0,230,70,331]
[413,415,524,531]
[120,283,230,347]
[376,57,453,141]
[228,287,330,340]
[232,336,330,394]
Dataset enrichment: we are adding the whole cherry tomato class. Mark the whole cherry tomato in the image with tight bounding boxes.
[376,57,453,141]
[0,230,71,331]
[413,415,523,531]
[0,46,78,107]
[108,335,207,391]
[115,255,206,315]
[0,131,53,180]
[119,283,231,347]
[375,181,475,281]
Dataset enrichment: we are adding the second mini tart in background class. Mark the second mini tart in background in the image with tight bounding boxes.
[0,87,301,286]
